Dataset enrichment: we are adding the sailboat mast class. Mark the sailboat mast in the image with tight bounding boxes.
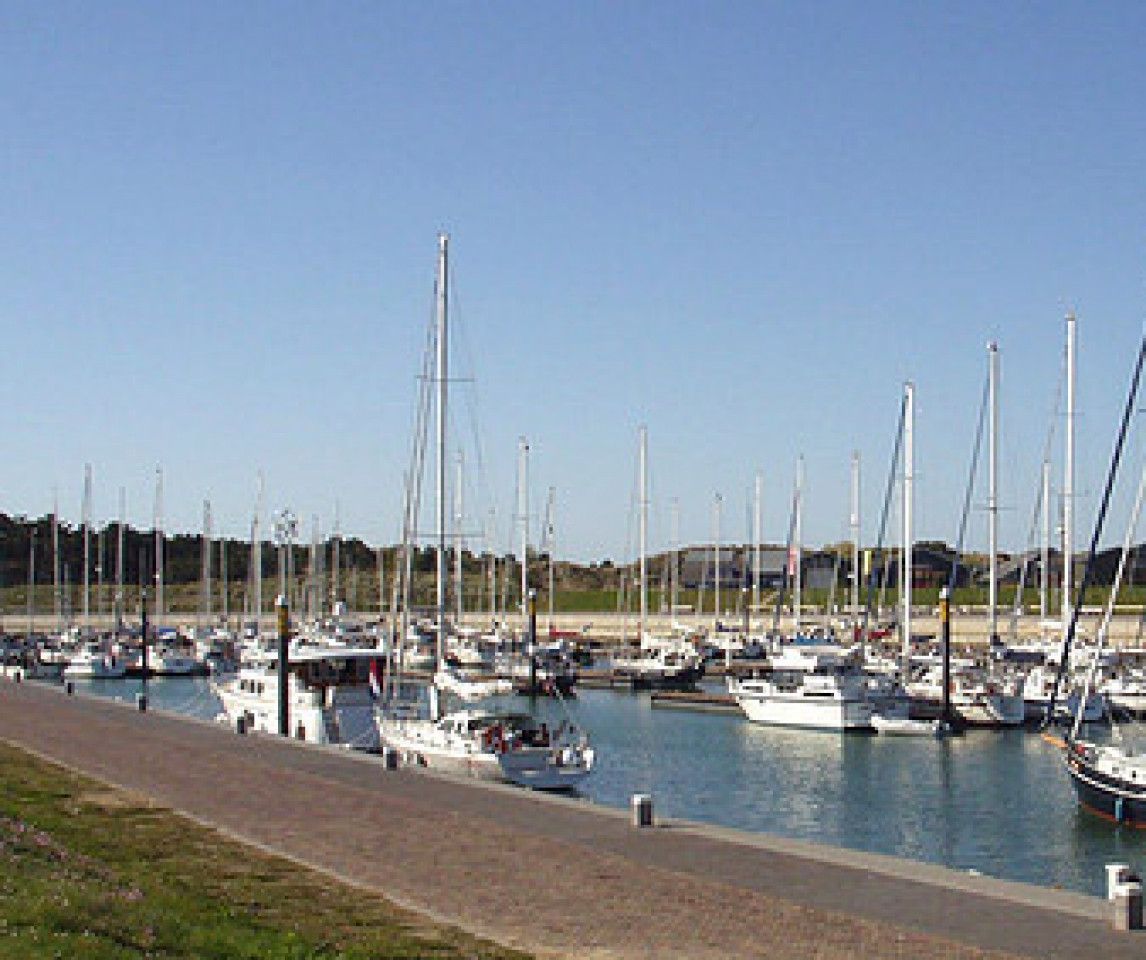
[546,486,556,633]
[670,498,679,622]
[713,492,722,634]
[1040,458,1050,626]
[27,529,36,637]
[435,231,449,666]
[52,490,60,632]
[753,472,763,623]
[82,464,92,627]
[988,341,999,642]
[455,451,464,626]
[794,457,804,631]
[518,437,529,620]
[254,472,264,629]
[116,486,125,632]
[638,426,648,643]
[1063,313,1076,637]
[154,467,164,625]
[850,452,860,619]
[902,381,915,669]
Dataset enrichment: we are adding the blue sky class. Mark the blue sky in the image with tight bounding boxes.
[2,2,1145,562]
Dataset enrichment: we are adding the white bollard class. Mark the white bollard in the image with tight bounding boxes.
[631,793,654,828]
[1112,880,1143,931]
[1107,863,1132,900]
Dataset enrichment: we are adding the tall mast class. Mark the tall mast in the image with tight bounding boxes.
[52,489,60,631]
[455,452,464,625]
[794,457,804,631]
[27,528,36,637]
[435,231,449,666]
[220,537,228,625]
[200,499,213,631]
[753,472,763,623]
[988,341,999,642]
[254,472,264,630]
[902,381,915,669]
[850,451,861,619]
[1063,313,1076,636]
[546,486,556,632]
[487,508,497,620]
[154,466,164,624]
[82,464,92,627]
[518,437,529,620]
[1040,458,1050,627]
[670,498,680,623]
[115,486,125,632]
[638,425,648,643]
[332,499,341,609]
[713,492,722,633]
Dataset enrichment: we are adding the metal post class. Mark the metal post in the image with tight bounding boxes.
[528,588,538,694]
[940,585,951,731]
[140,588,149,709]
[277,595,290,736]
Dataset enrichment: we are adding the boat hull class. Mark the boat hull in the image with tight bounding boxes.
[1065,749,1146,827]
[735,692,872,731]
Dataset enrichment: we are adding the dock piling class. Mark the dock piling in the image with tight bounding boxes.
[1112,880,1143,931]
[631,793,654,828]
[1107,863,1132,900]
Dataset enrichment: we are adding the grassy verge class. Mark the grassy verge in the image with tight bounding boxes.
[0,741,529,960]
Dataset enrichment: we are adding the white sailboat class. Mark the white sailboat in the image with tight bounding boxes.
[377,233,594,790]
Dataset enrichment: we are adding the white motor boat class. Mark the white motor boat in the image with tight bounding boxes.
[63,642,127,680]
[433,666,512,701]
[213,645,384,750]
[728,644,873,731]
[1102,670,1146,716]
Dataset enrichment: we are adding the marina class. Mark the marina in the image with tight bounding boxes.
[3,675,1145,959]
[25,667,1146,901]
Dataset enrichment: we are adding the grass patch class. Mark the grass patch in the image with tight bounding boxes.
[0,742,530,959]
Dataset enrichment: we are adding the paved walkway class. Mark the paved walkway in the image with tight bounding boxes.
[0,679,1141,959]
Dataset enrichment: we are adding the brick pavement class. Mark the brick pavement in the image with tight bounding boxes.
[1,679,1142,959]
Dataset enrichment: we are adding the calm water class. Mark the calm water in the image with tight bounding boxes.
[64,675,1146,898]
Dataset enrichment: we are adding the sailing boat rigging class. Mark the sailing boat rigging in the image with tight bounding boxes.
[376,233,594,790]
[1060,329,1146,825]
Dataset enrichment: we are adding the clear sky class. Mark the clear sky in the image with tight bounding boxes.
[3,2,1145,563]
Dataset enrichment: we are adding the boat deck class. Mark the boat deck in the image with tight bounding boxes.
[0,678,1142,959]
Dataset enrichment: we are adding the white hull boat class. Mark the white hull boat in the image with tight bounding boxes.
[378,708,594,790]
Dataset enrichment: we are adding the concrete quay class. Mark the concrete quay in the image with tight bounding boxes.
[1,678,1142,959]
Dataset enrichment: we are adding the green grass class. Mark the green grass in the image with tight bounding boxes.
[0,742,530,960]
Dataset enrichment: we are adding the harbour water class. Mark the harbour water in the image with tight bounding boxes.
[63,674,1146,899]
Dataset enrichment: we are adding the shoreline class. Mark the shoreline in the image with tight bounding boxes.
[1,676,1142,958]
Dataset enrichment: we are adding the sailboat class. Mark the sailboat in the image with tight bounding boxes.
[376,234,595,790]
[1061,328,1146,826]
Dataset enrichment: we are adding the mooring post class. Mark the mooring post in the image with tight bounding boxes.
[137,588,149,712]
[277,594,290,737]
[1113,879,1143,931]
[528,588,538,694]
[940,586,952,731]
[631,793,654,828]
